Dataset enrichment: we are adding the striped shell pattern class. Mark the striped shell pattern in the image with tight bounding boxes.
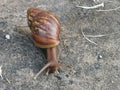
[27,8,60,48]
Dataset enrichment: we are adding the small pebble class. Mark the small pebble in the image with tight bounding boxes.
[5,34,10,39]
[98,54,103,59]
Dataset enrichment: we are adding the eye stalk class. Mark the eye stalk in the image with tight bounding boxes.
[27,8,60,79]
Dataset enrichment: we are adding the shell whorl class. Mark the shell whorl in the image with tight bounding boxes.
[27,8,60,48]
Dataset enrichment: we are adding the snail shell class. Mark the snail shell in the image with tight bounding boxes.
[27,8,60,48]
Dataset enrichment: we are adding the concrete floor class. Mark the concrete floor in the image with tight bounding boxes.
[0,0,120,90]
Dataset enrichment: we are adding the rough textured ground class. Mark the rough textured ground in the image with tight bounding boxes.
[0,0,120,90]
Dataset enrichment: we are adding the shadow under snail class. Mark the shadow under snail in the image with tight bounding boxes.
[27,8,60,79]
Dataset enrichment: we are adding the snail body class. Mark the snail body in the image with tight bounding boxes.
[27,8,60,79]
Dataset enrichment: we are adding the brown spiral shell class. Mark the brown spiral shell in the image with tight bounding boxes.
[27,8,60,48]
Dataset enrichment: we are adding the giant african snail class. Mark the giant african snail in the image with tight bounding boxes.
[27,8,60,79]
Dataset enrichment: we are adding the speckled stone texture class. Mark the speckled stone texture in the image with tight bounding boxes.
[0,0,120,90]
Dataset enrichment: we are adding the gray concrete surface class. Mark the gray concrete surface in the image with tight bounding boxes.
[0,0,120,90]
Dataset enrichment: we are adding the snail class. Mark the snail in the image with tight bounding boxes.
[27,8,60,79]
